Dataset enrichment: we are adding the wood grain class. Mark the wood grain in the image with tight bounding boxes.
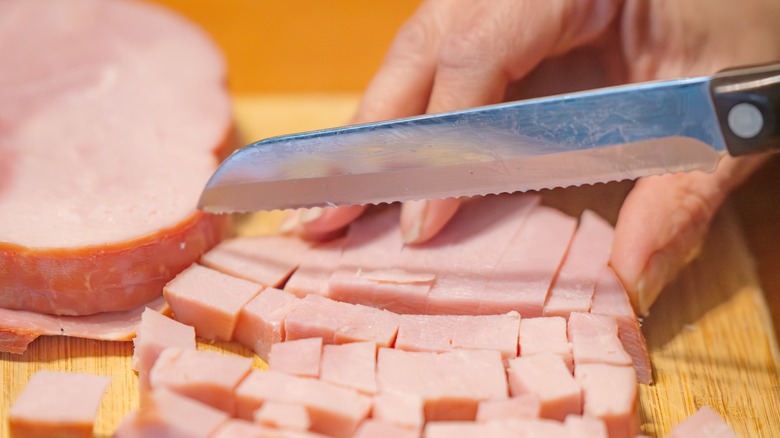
[2,95,778,437]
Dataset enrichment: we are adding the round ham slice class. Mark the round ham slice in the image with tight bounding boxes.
[0,0,232,315]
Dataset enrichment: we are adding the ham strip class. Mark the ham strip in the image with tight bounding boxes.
[320,341,378,394]
[506,353,582,421]
[518,316,573,370]
[568,312,633,368]
[575,364,639,438]
[0,295,167,354]
[0,0,231,316]
[9,371,110,438]
[285,239,345,298]
[131,308,196,393]
[233,287,300,361]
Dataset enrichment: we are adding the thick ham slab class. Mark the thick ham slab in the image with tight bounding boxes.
[0,0,232,316]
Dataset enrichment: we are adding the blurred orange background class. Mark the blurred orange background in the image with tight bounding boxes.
[149,0,421,94]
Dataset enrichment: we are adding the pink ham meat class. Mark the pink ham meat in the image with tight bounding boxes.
[568,312,633,368]
[575,364,639,438]
[476,394,542,422]
[320,341,378,394]
[376,348,508,421]
[9,371,110,438]
[0,295,167,354]
[564,415,609,438]
[201,236,311,287]
[667,406,739,438]
[283,294,399,347]
[0,0,231,316]
[132,308,196,393]
[518,316,573,370]
[164,264,263,341]
[506,353,582,421]
[149,348,253,415]
[254,401,312,432]
[353,420,420,438]
[590,267,652,384]
[285,239,345,298]
[371,392,424,431]
[394,312,520,359]
[233,287,300,361]
[544,211,615,317]
[268,337,323,378]
[234,370,372,438]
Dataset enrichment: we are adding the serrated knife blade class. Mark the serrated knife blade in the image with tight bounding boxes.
[199,63,780,213]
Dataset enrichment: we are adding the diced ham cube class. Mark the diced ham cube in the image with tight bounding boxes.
[164,264,262,341]
[353,420,420,438]
[476,394,541,422]
[131,308,196,393]
[269,337,323,378]
[149,348,253,415]
[283,294,399,347]
[234,370,372,438]
[254,401,311,432]
[480,205,578,316]
[234,287,300,361]
[518,316,573,370]
[667,406,738,438]
[394,312,520,359]
[320,341,377,394]
[285,239,345,298]
[114,389,229,438]
[425,419,568,438]
[575,364,639,438]
[506,353,581,421]
[544,210,615,317]
[371,392,424,432]
[9,371,110,438]
[211,419,284,438]
[376,348,508,421]
[568,312,632,368]
[590,267,652,384]
[201,235,310,287]
[564,414,609,438]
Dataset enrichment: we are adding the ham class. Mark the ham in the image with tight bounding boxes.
[163,264,263,341]
[667,406,738,438]
[353,420,420,438]
[0,0,231,316]
[268,337,323,378]
[567,312,633,368]
[518,316,573,370]
[9,371,110,438]
[371,392,424,432]
[320,341,378,394]
[131,308,196,393]
[285,239,345,298]
[575,364,639,438]
[254,401,312,432]
[476,394,542,422]
[544,211,615,317]
[564,415,609,438]
[506,353,582,421]
[233,287,300,361]
[148,348,253,415]
[0,295,167,354]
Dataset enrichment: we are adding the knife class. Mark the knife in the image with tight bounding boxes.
[199,63,780,213]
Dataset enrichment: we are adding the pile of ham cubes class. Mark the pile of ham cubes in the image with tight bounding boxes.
[8,194,738,437]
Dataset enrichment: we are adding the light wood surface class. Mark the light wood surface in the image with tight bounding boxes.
[2,95,779,438]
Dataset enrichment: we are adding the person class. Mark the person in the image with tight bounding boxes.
[282,0,780,314]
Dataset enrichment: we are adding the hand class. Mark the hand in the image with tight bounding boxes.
[287,0,780,313]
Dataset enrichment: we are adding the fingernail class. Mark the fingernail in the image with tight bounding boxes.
[402,200,428,244]
[300,207,324,224]
[279,210,302,233]
[636,251,672,315]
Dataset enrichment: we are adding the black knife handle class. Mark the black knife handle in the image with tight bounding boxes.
[710,62,780,156]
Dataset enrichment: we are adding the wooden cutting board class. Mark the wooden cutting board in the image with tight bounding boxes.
[2,95,779,438]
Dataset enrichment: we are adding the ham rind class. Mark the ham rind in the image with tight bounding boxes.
[201,236,311,287]
[506,353,582,421]
[568,312,633,368]
[269,337,323,378]
[164,264,262,341]
[114,388,229,438]
[234,370,372,438]
[9,371,110,438]
[0,0,232,316]
[590,267,653,384]
[575,364,639,438]
[132,308,196,393]
[371,392,424,431]
[564,415,609,438]
[233,287,300,361]
[285,239,345,298]
[148,348,253,415]
[353,420,420,438]
[394,312,520,359]
[320,341,377,394]
[0,296,168,354]
[283,294,399,347]
[544,211,615,318]
[518,316,573,370]
[254,401,312,432]
[476,394,541,422]
[479,205,578,316]
[667,406,739,438]
[376,348,508,421]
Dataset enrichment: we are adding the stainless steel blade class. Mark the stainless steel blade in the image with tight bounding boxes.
[199,77,726,213]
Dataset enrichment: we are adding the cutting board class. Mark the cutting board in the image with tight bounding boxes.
[2,95,779,438]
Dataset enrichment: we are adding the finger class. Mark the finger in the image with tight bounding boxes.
[280,205,366,240]
[611,154,768,315]
[401,198,461,244]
